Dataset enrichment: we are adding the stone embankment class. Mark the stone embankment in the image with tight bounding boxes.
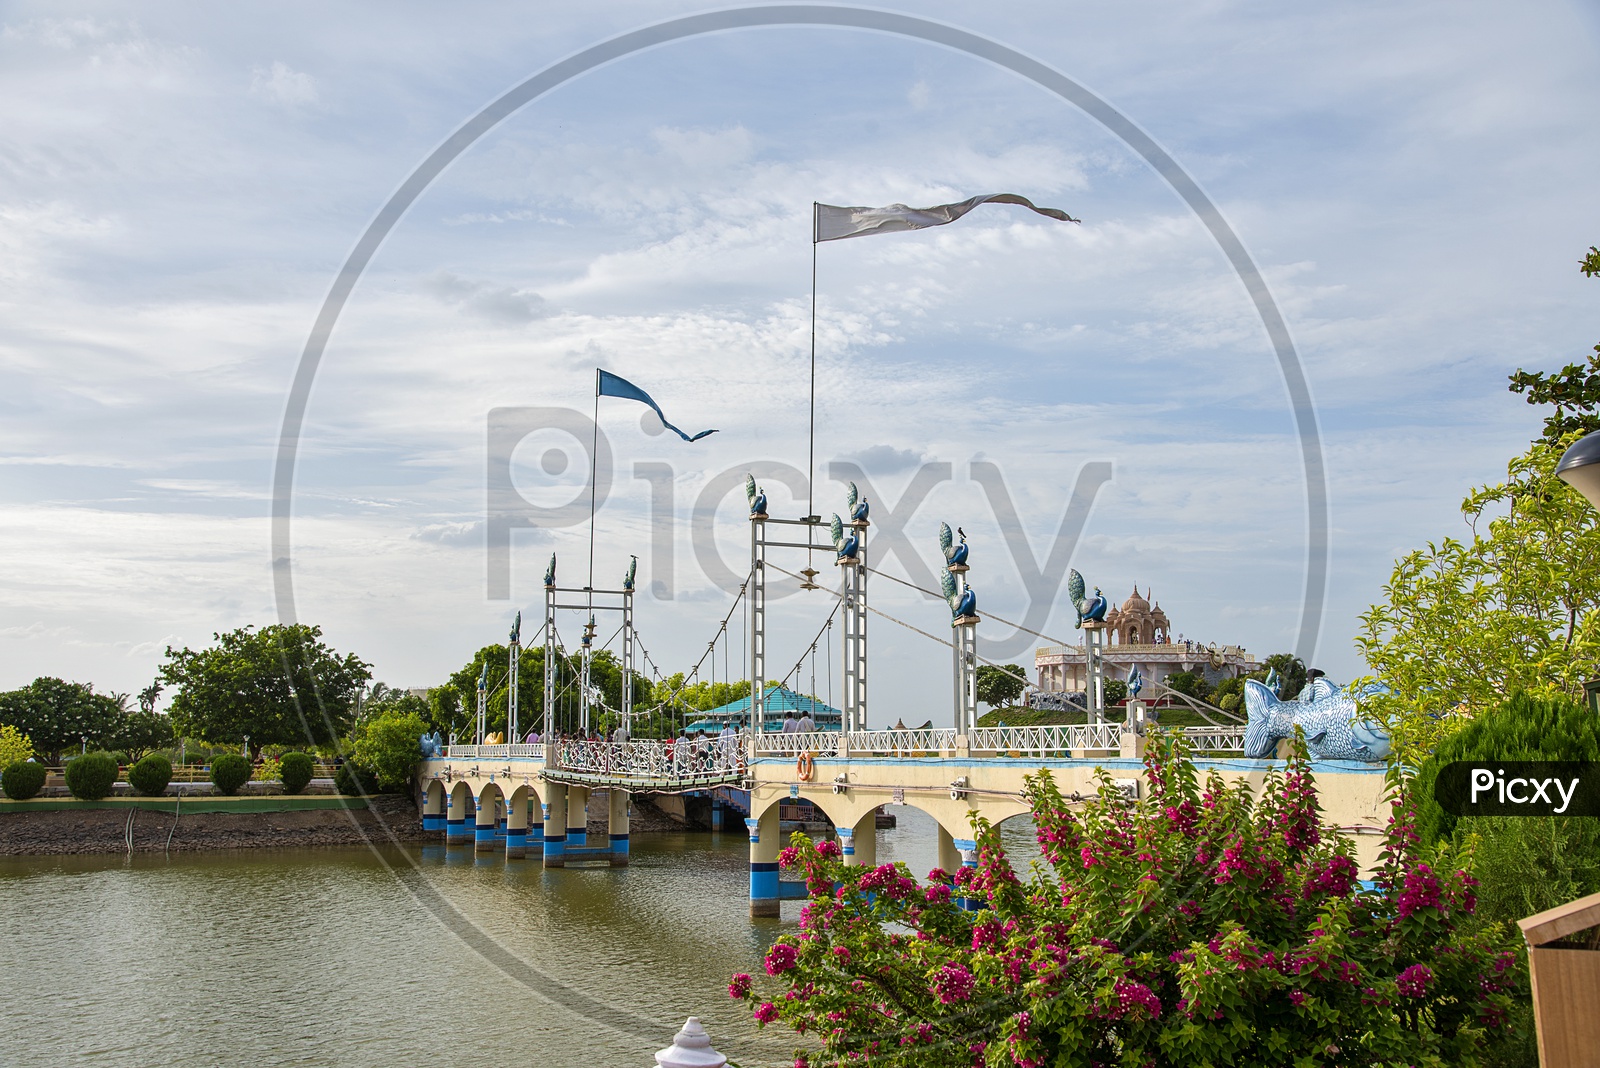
[0,794,426,856]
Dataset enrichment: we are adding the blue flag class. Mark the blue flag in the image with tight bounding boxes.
[596,369,718,442]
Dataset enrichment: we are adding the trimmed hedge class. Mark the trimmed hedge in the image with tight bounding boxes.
[2,760,46,800]
[210,753,252,796]
[333,761,377,797]
[128,753,172,796]
[279,751,314,795]
[64,751,119,800]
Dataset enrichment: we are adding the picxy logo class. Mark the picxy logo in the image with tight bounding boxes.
[1435,761,1598,818]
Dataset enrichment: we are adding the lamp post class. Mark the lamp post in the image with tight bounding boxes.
[1556,429,1600,511]
[1556,429,1600,713]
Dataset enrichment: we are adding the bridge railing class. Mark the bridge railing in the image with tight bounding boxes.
[549,737,744,780]
[752,731,842,757]
[969,723,1122,755]
[847,728,958,755]
[1159,725,1246,752]
[438,743,544,760]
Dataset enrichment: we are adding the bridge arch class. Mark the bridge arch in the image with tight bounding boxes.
[446,779,475,844]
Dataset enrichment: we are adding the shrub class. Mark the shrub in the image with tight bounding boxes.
[1,760,46,801]
[253,756,282,783]
[279,751,314,795]
[63,751,119,800]
[127,753,172,796]
[210,753,252,796]
[734,732,1525,1068]
[1414,691,1600,845]
[333,760,377,797]
[0,724,34,768]
[350,709,428,790]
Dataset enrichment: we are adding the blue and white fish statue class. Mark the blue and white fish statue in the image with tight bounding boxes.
[1242,677,1391,762]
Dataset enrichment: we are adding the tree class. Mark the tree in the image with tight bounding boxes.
[975,664,1028,708]
[0,724,33,768]
[1356,434,1600,764]
[0,677,123,762]
[1102,678,1128,706]
[159,625,370,754]
[1508,246,1600,445]
[1259,653,1308,700]
[106,709,175,761]
[350,707,429,790]
[1163,670,1213,701]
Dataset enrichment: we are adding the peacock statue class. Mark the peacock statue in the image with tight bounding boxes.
[543,553,556,588]
[477,664,487,692]
[829,514,860,563]
[1128,665,1144,698]
[1068,569,1108,628]
[938,522,970,568]
[744,474,767,518]
[581,614,596,648]
[510,610,521,645]
[847,481,869,524]
[623,555,637,592]
[1264,665,1282,698]
[941,567,977,622]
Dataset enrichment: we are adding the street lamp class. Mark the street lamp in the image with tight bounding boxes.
[1556,429,1600,511]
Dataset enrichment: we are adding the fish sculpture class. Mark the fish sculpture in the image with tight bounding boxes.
[745,474,767,518]
[1242,677,1391,762]
[939,522,969,568]
[940,567,977,622]
[419,731,444,759]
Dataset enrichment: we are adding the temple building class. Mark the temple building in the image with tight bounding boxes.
[1034,585,1255,696]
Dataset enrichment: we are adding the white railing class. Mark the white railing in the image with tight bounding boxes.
[969,723,1122,755]
[752,731,842,756]
[847,728,958,755]
[548,737,745,781]
[441,742,544,760]
[1160,725,1247,752]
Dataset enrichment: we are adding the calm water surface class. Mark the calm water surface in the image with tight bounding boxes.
[0,808,1039,1068]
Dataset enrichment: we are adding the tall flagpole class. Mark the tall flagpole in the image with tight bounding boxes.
[808,203,818,523]
[589,369,600,596]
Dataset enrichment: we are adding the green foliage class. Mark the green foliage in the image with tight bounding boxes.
[1357,436,1600,765]
[159,624,371,751]
[349,708,427,790]
[0,677,123,761]
[63,751,119,800]
[444,644,651,740]
[209,753,252,796]
[1414,690,1600,839]
[1464,816,1600,928]
[105,708,175,761]
[0,724,33,768]
[1102,678,1128,706]
[737,734,1525,1067]
[253,756,282,783]
[1208,676,1244,714]
[975,664,1029,708]
[279,751,314,794]
[1163,670,1212,701]
[1,760,46,800]
[1260,653,1309,700]
[127,754,172,796]
[333,760,377,797]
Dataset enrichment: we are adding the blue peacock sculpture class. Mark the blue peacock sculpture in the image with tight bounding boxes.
[623,555,637,592]
[847,481,870,524]
[744,474,767,518]
[940,567,977,622]
[1068,569,1108,627]
[543,553,556,588]
[939,522,969,568]
[829,514,859,563]
[1128,665,1144,697]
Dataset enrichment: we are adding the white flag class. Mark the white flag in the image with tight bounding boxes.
[813,193,1078,242]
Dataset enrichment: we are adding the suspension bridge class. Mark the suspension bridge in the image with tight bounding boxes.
[416,481,1390,917]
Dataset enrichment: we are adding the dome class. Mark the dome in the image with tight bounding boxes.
[1120,585,1151,613]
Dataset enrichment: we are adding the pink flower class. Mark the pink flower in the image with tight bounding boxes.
[932,962,976,1004]
[816,839,841,858]
[1396,963,1433,998]
[1398,865,1442,918]
[778,846,800,866]
[728,973,751,998]
[923,883,952,904]
[753,1001,779,1024]
[926,867,951,883]
[832,946,851,961]
[1289,990,1306,1007]
[1112,979,1161,1020]
[765,942,799,976]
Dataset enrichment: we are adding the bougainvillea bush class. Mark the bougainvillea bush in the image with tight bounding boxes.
[732,732,1524,1067]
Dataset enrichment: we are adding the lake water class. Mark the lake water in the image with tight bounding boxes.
[0,807,1039,1068]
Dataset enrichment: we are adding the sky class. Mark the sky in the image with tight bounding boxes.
[2,1,1599,724]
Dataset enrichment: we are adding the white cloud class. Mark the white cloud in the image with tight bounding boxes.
[249,60,317,106]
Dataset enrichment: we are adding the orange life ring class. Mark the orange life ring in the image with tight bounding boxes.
[796,751,815,782]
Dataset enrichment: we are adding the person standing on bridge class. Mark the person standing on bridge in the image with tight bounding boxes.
[796,706,815,733]
[781,709,799,734]
[718,721,736,761]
